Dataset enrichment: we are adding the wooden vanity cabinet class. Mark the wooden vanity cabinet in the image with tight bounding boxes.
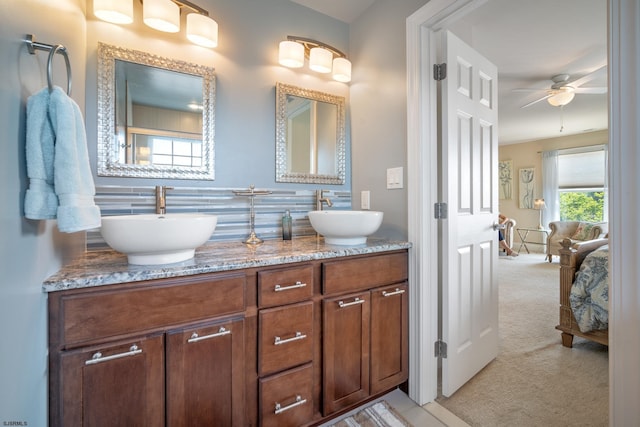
[48,272,247,427]
[48,248,409,426]
[166,318,245,426]
[58,333,165,426]
[322,252,409,416]
[256,264,317,427]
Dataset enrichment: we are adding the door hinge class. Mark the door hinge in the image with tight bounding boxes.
[434,202,448,219]
[434,340,448,358]
[433,63,447,81]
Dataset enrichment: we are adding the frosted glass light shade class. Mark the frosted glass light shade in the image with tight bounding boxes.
[94,0,133,24]
[332,57,351,82]
[187,14,218,48]
[309,47,332,73]
[279,41,304,68]
[547,89,575,106]
[143,0,180,33]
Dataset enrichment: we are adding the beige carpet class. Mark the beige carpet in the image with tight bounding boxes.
[436,253,608,427]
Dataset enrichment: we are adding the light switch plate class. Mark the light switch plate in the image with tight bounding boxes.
[387,167,403,189]
[361,190,370,210]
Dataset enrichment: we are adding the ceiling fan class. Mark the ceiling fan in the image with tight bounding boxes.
[516,65,608,108]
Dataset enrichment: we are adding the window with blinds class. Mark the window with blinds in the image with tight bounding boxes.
[558,146,607,222]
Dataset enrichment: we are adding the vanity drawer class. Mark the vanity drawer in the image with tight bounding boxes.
[259,363,313,427]
[258,265,313,308]
[258,301,313,376]
[57,273,246,348]
[323,251,408,295]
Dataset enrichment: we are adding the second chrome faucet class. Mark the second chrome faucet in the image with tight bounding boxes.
[155,186,174,215]
[316,189,333,211]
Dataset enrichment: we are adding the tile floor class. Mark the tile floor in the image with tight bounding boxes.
[319,388,470,427]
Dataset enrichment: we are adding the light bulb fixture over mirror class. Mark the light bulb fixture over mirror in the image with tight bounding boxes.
[278,36,351,83]
[94,0,218,48]
[94,0,134,24]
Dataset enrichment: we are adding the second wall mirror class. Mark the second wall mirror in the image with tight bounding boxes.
[275,82,346,184]
[97,43,216,180]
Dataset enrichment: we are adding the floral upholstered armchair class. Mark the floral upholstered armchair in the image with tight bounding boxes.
[546,221,608,262]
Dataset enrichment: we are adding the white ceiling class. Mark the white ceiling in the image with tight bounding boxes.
[289,0,608,145]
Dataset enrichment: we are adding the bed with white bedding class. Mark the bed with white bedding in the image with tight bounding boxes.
[556,238,609,348]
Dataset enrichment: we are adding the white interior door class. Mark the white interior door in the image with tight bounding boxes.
[440,30,500,397]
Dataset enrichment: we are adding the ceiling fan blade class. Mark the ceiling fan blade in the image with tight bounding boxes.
[520,93,553,108]
[567,64,607,88]
[574,87,608,94]
[512,88,547,93]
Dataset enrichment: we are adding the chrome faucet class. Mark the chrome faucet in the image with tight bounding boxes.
[155,186,173,214]
[316,189,333,211]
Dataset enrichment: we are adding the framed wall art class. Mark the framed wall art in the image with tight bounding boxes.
[499,160,513,200]
[519,167,535,209]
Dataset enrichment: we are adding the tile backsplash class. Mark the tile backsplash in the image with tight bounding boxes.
[88,185,352,250]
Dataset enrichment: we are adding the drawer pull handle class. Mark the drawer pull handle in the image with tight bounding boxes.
[275,281,307,292]
[338,297,365,308]
[275,395,307,415]
[382,288,406,297]
[188,327,230,343]
[85,344,142,365]
[274,331,307,345]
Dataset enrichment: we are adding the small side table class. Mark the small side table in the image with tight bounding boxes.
[515,227,550,255]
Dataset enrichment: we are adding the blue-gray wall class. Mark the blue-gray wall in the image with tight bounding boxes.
[0,0,426,422]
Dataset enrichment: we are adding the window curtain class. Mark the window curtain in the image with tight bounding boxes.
[542,150,559,227]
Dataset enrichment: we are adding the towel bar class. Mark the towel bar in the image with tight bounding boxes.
[25,34,72,96]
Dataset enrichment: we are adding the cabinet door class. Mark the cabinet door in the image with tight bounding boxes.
[57,334,164,426]
[370,283,409,394]
[166,318,245,426]
[322,291,370,415]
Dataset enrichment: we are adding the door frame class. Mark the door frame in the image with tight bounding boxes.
[405,0,488,405]
[406,0,640,423]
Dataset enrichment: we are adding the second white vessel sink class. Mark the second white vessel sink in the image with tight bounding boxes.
[100,213,218,265]
[308,210,383,245]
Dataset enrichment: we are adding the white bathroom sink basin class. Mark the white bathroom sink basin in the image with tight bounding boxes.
[308,210,383,245]
[100,213,218,265]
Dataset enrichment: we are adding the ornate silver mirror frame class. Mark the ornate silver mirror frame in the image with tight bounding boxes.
[97,43,216,180]
[275,82,346,185]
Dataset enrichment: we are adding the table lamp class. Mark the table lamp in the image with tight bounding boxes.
[534,198,546,230]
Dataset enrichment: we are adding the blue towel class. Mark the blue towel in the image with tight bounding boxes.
[24,88,58,219]
[24,86,101,233]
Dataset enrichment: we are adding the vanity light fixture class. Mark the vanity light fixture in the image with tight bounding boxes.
[94,0,218,48]
[143,0,180,32]
[94,0,134,24]
[279,36,351,83]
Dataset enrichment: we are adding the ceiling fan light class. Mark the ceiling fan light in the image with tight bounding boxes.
[547,90,575,107]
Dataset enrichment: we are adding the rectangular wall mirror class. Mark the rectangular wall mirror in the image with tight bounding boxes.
[275,82,346,184]
[97,43,216,180]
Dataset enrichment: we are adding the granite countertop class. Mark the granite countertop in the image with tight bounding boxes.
[43,236,412,292]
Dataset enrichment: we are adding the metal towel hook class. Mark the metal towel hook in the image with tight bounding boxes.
[25,34,72,96]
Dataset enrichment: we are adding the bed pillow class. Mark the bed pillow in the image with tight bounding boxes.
[572,222,595,241]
